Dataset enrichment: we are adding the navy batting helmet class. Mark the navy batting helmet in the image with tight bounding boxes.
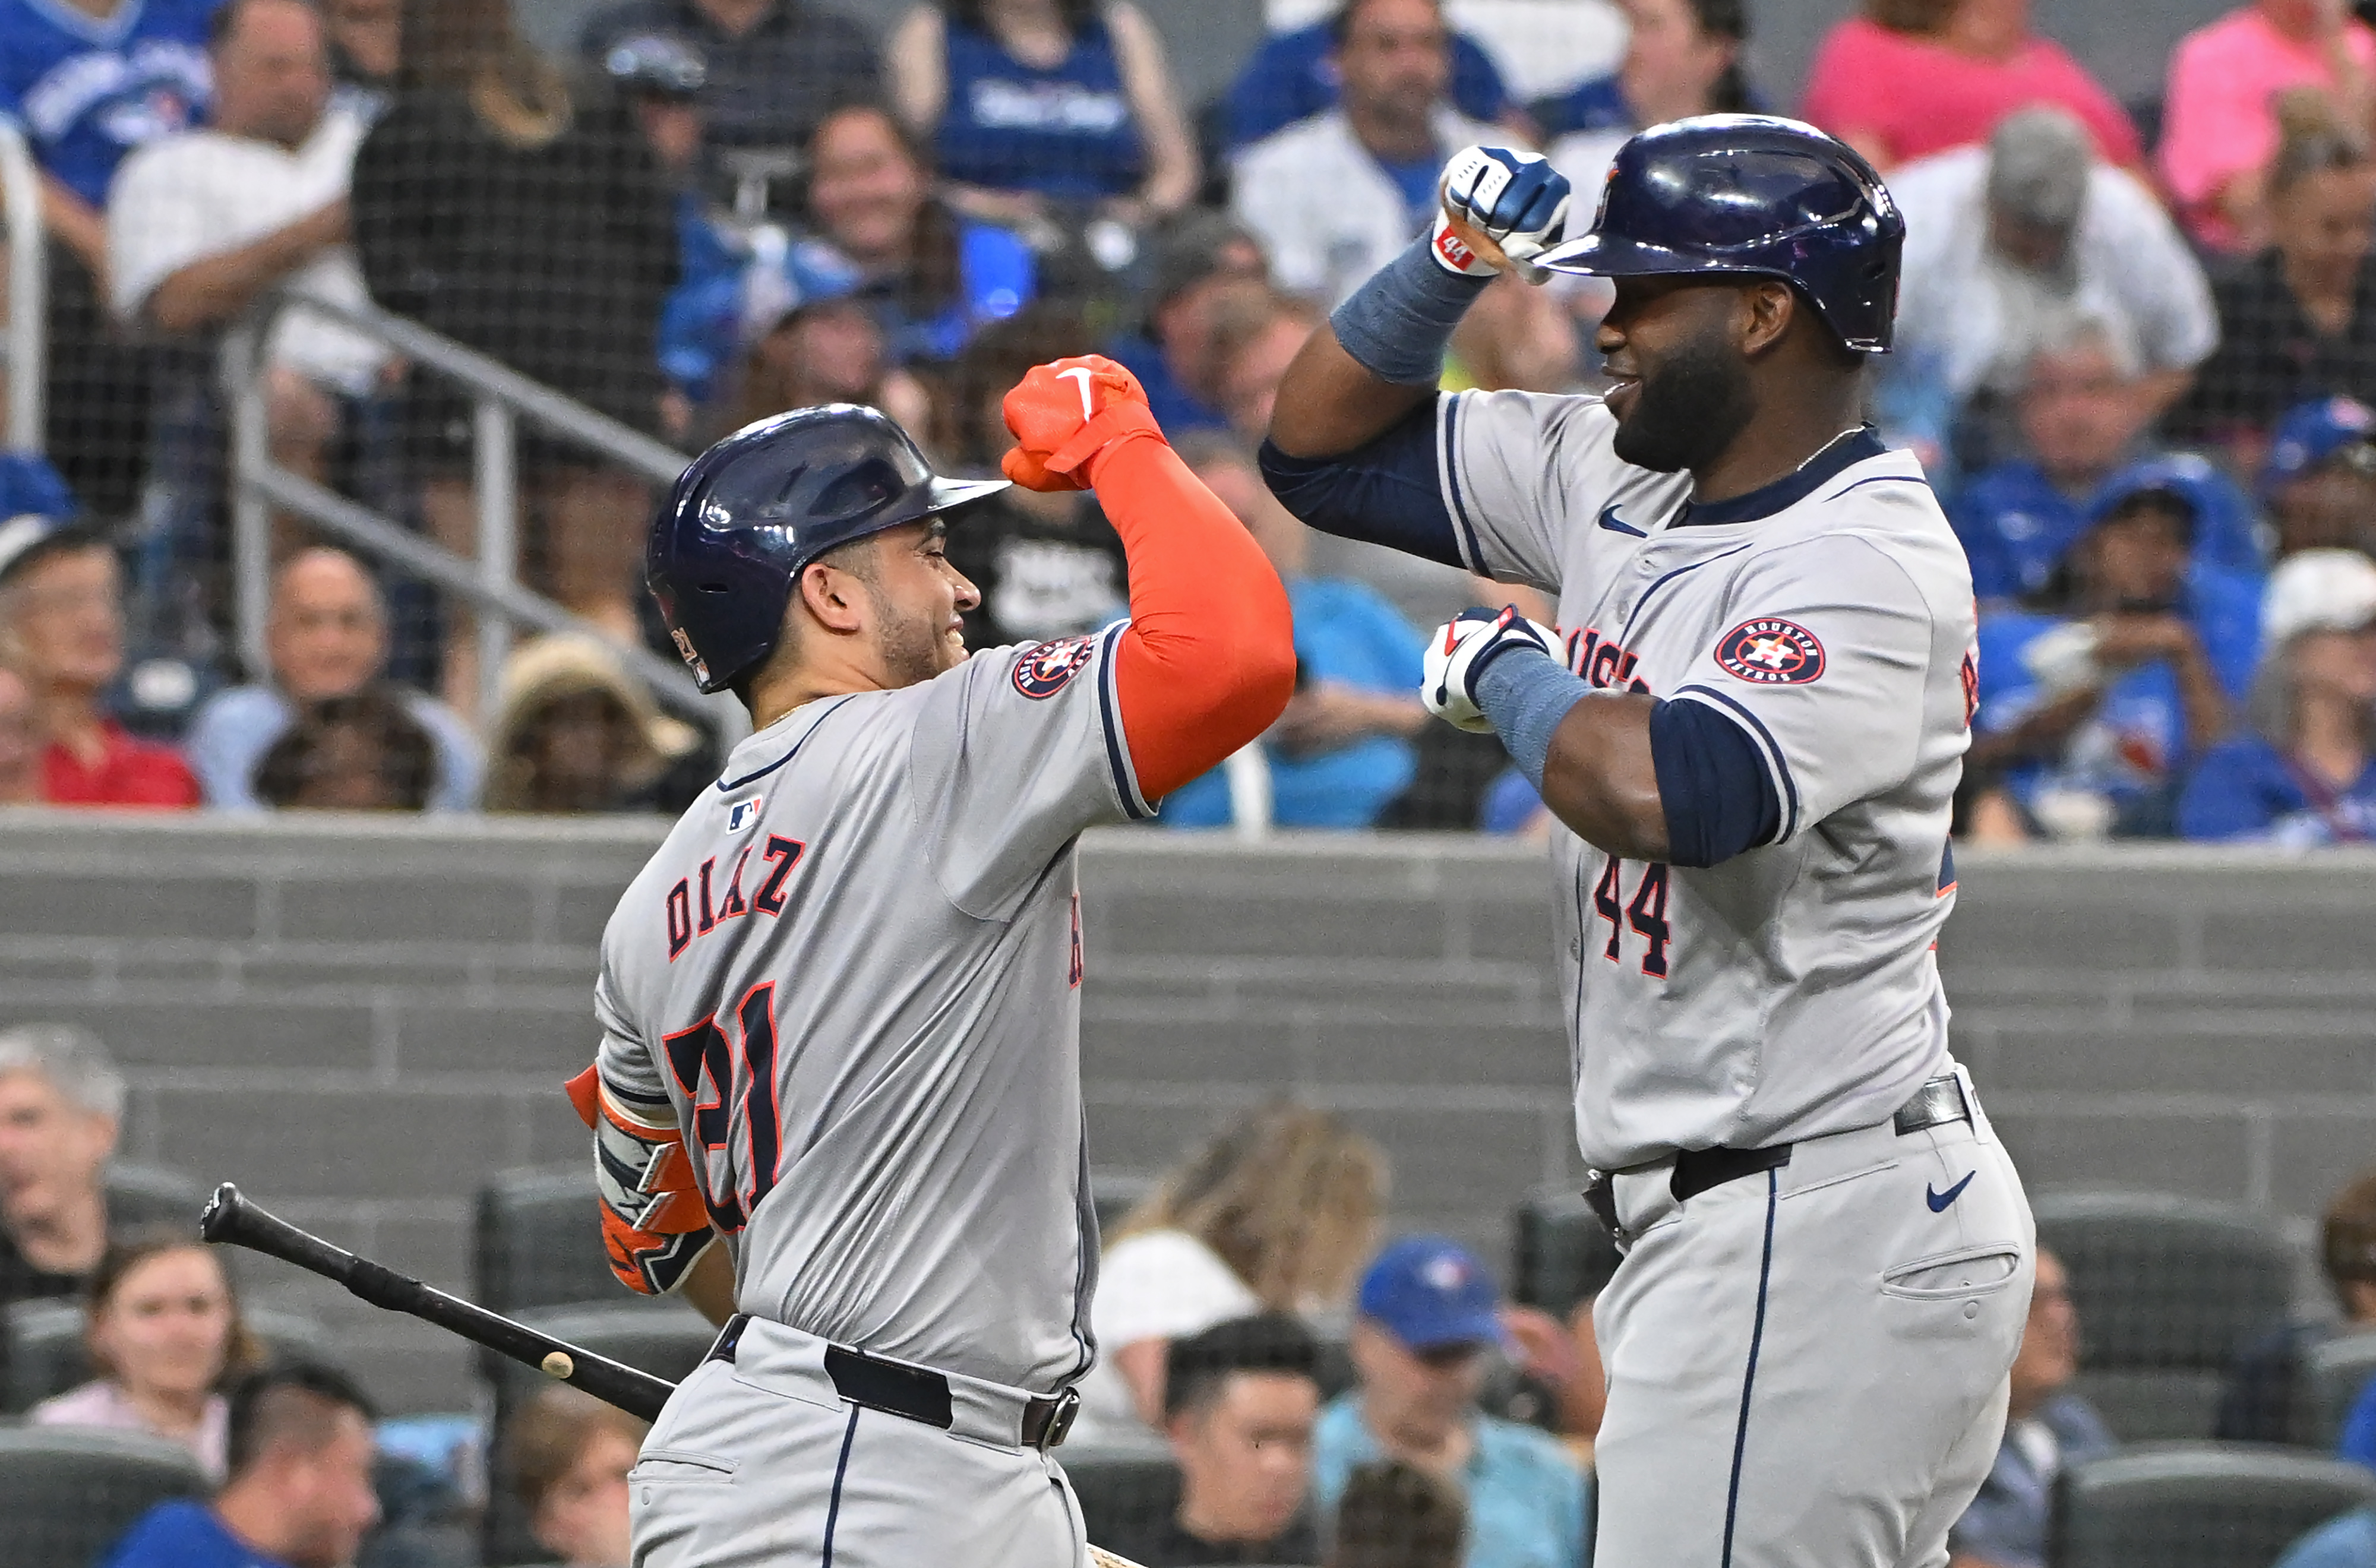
[1540,114,1906,353]
[647,405,1007,694]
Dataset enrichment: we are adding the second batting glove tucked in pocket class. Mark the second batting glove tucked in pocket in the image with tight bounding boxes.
[1423,606,1562,733]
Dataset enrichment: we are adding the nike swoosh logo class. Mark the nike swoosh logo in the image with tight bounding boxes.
[1926,1172,1976,1212]
[1597,504,1648,538]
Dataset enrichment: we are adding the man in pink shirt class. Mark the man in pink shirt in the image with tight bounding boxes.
[2162,0,2376,253]
[1800,0,2141,172]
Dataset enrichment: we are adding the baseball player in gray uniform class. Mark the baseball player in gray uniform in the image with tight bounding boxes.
[1260,118,2036,1566]
[570,365,1295,1566]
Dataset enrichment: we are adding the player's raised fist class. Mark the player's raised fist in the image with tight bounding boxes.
[1001,355,1162,492]
[1434,146,1572,283]
[1424,605,1561,732]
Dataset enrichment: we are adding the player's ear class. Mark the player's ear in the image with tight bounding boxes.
[796,559,869,637]
[1739,280,1796,359]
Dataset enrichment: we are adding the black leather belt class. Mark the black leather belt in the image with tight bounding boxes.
[1585,1073,1975,1238]
[706,1314,1079,1450]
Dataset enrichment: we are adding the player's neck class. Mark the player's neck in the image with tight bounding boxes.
[1690,384,1867,507]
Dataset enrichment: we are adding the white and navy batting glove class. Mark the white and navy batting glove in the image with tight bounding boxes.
[1423,606,1562,733]
[1432,146,1573,282]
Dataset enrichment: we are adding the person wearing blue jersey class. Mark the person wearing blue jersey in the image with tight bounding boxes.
[887,0,1198,230]
[1224,7,1512,152]
[2181,548,2376,844]
[1105,210,1269,435]
[2261,396,2376,562]
[1544,0,1755,196]
[1966,464,2263,840]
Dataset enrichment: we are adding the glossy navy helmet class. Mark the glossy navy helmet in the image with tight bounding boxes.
[647,404,1007,694]
[1540,114,1907,353]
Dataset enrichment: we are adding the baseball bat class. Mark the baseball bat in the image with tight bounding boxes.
[198,1182,677,1422]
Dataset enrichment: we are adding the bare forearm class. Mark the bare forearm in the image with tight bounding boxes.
[1266,323,1436,459]
[1537,693,1669,859]
[679,1240,737,1326]
[2172,645,2230,754]
[145,206,343,332]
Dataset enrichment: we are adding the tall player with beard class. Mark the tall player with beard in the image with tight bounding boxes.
[1259,123,2036,1566]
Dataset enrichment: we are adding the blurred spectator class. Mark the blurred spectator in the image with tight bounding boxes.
[1105,210,1270,434]
[1104,1313,1324,1567]
[887,0,1199,229]
[504,1386,644,1568]
[185,548,478,812]
[1165,435,1425,829]
[2262,396,2376,558]
[0,1023,123,1308]
[1312,1237,1588,1568]
[0,519,199,808]
[30,1230,258,1481]
[577,0,882,154]
[2162,1,2376,254]
[605,31,725,440]
[2180,116,2376,459]
[103,1362,381,1568]
[731,297,933,438]
[1225,5,1513,151]
[1547,0,1753,192]
[796,105,1038,367]
[108,0,388,497]
[1886,108,2215,471]
[0,0,213,519]
[1329,1460,1468,1568]
[0,451,78,525]
[2182,549,2376,841]
[1085,1102,1386,1436]
[2278,1506,2376,1568]
[2220,1168,2376,1442]
[1965,461,2262,841]
[482,635,700,815]
[1233,0,1519,307]
[1207,284,1327,442]
[353,0,678,704]
[1797,0,2141,173]
[1954,324,2264,607]
[251,687,440,811]
[325,0,402,113]
[1947,1250,2116,1568]
[1448,273,1581,394]
[0,662,37,804]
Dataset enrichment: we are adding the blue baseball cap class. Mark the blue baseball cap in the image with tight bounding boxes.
[2261,396,2376,498]
[1357,1235,1505,1351]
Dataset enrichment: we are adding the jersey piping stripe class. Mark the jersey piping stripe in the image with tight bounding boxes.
[819,1403,860,1567]
[1095,621,1156,820]
[1821,471,1930,505]
[1617,542,1756,647]
[1674,684,1800,843]
[715,694,860,794]
[1720,1168,1781,1568]
[1439,394,1487,574]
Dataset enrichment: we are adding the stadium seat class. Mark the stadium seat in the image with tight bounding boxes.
[1059,1437,1181,1545]
[2300,1330,2376,1448]
[475,1165,616,1315]
[2033,1191,2294,1441]
[3,1300,335,1414]
[103,1163,209,1230]
[0,1425,207,1568]
[2051,1443,2376,1568]
[1511,1184,1623,1319]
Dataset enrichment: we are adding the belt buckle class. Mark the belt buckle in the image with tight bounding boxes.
[1035,1386,1080,1450]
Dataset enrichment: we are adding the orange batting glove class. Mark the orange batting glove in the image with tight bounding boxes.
[1001,355,1165,492]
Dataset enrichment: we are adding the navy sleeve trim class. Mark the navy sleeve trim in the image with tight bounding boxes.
[1672,683,1801,844]
[1440,393,1485,571]
[1651,697,1784,868]
[1257,397,1468,571]
[1095,621,1156,820]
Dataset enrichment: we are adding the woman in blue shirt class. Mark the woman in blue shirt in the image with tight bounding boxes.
[887,0,1198,229]
[2180,549,2376,844]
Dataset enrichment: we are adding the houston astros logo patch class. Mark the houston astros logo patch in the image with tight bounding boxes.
[1716,618,1826,685]
[1012,637,1096,699]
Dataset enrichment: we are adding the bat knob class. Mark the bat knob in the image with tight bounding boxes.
[542,1351,574,1380]
[198,1183,243,1244]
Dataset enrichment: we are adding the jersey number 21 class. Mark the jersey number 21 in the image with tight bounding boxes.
[661,982,783,1233]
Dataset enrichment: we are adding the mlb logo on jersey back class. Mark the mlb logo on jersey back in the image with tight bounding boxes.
[726,798,764,832]
[1716,618,1826,685]
[1011,636,1095,699]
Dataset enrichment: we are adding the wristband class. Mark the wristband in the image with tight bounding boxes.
[1474,643,1590,791]
[1330,236,1493,388]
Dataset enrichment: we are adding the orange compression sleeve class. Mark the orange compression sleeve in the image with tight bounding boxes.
[1089,437,1298,802]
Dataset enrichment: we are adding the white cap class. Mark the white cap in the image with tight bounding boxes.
[2264,548,2376,647]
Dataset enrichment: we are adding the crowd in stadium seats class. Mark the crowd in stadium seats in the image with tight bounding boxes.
[5,0,2376,827]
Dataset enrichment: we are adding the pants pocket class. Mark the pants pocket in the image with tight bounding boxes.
[630,1447,739,1486]
[1881,1244,2024,1301]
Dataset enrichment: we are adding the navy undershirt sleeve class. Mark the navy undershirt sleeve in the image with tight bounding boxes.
[1651,698,1784,868]
[1257,399,1465,569]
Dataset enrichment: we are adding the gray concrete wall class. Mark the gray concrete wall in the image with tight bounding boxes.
[0,813,2368,1410]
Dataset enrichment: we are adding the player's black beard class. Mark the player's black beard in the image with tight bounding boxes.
[873,590,952,688]
[1612,332,1758,475]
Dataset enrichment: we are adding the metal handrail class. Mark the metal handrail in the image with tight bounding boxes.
[0,121,48,454]
[223,295,729,726]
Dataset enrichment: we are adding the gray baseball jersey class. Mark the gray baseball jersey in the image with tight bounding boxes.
[1439,392,1977,1170]
[595,623,1153,1394]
